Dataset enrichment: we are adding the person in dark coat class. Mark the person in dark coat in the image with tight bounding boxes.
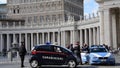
[67,44,74,52]
[69,44,74,52]
[19,42,27,67]
[103,44,109,51]
[73,42,82,64]
[82,43,89,52]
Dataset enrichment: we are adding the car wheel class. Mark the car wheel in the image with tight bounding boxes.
[30,60,39,68]
[67,60,76,68]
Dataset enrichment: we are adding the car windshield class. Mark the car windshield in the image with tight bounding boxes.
[90,48,107,53]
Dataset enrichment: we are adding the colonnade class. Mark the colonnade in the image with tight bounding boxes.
[0,26,100,52]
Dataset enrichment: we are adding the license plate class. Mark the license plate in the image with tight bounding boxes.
[101,59,106,61]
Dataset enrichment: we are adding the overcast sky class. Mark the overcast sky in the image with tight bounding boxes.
[0,0,99,15]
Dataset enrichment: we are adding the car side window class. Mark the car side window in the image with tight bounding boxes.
[61,48,69,54]
[54,46,62,53]
[36,46,52,52]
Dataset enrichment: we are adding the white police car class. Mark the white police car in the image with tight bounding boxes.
[29,43,80,68]
[89,45,115,65]
[81,49,89,64]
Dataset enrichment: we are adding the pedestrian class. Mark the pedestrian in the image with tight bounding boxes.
[73,41,82,64]
[103,44,109,51]
[19,42,27,67]
[67,44,74,52]
[2,48,7,56]
[69,44,74,52]
[82,43,89,53]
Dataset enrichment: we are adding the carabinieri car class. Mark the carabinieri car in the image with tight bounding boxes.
[89,45,115,65]
[29,43,80,68]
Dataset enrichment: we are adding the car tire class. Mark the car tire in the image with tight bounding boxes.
[67,60,76,68]
[30,60,39,68]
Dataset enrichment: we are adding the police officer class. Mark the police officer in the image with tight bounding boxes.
[19,42,27,67]
[73,42,82,64]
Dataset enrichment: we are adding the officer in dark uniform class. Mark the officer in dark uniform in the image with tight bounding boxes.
[19,42,27,67]
[73,42,82,65]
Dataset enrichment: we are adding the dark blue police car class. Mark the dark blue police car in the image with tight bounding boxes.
[29,44,80,68]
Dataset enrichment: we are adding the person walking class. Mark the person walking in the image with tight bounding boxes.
[19,42,27,67]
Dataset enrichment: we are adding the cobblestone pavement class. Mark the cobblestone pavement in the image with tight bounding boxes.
[0,54,120,68]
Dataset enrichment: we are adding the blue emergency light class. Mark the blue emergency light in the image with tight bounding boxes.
[45,42,51,45]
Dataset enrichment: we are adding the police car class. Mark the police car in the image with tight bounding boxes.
[81,51,89,64]
[29,43,80,68]
[89,45,115,65]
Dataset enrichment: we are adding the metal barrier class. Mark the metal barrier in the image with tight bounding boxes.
[0,52,31,64]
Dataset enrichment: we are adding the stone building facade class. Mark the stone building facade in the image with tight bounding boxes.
[0,0,120,52]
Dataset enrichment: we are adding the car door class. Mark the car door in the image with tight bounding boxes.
[39,46,53,65]
[51,46,67,65]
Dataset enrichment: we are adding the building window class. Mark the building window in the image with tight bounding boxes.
[28,17,32,23]
[39,4,44,11]
[21,22,25,26]
[15,22,19,26]
[40,16,44,23]
[52,2,56,10]
[46,15,50,22]
[34,16,38,23]
[46,2,50,10]
[8,22,13,27]
[13,9,16,14]
[52,15,56,22]
[2,22,7,27]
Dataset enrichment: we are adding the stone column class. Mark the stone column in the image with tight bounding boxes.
[0,34,3,52]
[48,32,50,42]
[37,33,39,44]
[97,27,100,45]
[25,33,28,50]
[7,34,10,51]
[31,33,33,50]
[13,34,16,43]
[53,32,55,44]
[99,10,104,44]
[70,30,73,44]
[42,33,44,44]
[93,28,96,45]
[61,31,63,46]
[80,29,83,46]
[85,29,88,44]
[19,33,21,46]
[63,31,66,47]
[111,12,117,48]
[104,9,112,46]
[73,30,75,44]
[58,31,60,45]
[89,28,92,46]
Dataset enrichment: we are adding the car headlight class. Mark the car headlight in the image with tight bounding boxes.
[93,56,98,59]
